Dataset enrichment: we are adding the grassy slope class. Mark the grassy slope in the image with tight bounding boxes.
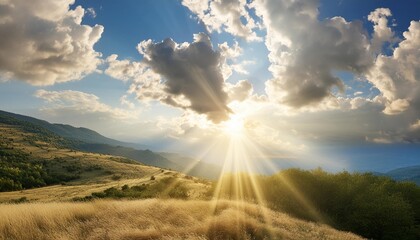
[0,123,364,239]
[0,199,363,240]
[0,110,222,179]
[0,124,210,202]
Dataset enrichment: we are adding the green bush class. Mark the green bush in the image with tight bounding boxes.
[214,169,420,240]
[78,177,189,200]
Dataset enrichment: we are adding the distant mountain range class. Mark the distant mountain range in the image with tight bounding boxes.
[383,165,420,185]
[0,110,221,179]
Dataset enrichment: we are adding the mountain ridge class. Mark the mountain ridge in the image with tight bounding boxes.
[0,110,221,179]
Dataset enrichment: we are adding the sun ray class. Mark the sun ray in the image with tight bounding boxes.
[203,112,329,233]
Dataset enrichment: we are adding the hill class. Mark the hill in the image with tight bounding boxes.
[385,165,420,185]
[0,199,363,240]
[0,110,146,149]
[0,110,222,179]
[0,122,210,202]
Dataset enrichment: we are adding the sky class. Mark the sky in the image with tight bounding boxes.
[0,0,419,173]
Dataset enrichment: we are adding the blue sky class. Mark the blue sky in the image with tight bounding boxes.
[0,0,419,172]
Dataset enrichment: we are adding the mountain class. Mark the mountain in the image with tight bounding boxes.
[0,110,147,150]
[385,165,420,185]
[76,143,180,170]
[0,110,221,179]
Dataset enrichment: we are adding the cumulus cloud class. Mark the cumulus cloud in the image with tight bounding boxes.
[368,8,395,52]
[136,33,233,123]
[105,54,145,81]
[182,0,261,41]
[34,89,138,120]
[367,20,420,115]
[0,0,103,85]
[226,80,253,102]
[250,0,374,108]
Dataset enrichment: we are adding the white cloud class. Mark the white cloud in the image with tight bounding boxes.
[182,0,261,42]
[105,54,145,81]
[0,0,103,85]
[382,98,410,115]
[367,20,420,115]
[226,79,253,102]
[368,8,395,53]
[86,7,96,18]
[34,89,138,120]
[231,60,255,75]
[251,0,374,108]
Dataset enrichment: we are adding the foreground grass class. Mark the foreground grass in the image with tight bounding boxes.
[0,199,362,240]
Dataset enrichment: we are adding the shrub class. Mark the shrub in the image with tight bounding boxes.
[214,169,420,240]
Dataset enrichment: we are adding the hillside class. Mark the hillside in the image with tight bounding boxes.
[0,123,210,202]
[0,110,146,149]
[0,110,222,179]
[0,120,365,239]
[0,199,363,240]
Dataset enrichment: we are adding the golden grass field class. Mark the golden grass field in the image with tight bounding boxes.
[0,123,365,239]
[0,199,363,240]
[0,124,211,202]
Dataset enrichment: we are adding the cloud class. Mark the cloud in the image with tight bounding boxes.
[105,36,257,124]
[226,80,253,102]
[368,8,395,52]
[409,120,420,131]
[120,95,135,109]
[34,89,138,120]
[251,0,374,108]
[105,54,145,81]
[0,0,103,85]
[86,7,96,18]
[367,20,420,115]
[182,0,261,41]
[134,33,234,123]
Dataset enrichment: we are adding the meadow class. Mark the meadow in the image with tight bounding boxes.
[0,199,362,240]
[1,121,419,239]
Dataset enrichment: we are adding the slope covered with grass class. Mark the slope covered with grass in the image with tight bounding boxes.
[0,199,362,240]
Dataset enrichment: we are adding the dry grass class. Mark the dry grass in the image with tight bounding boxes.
[0,124,160,183]
[0,171,211,203]
[0,124,212,202]
[0,199,363,240]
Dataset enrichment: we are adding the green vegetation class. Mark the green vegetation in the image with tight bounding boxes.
[0,113,79,149]
[74,177,189,201]
[215,169,420,240]
[0,148,82,191]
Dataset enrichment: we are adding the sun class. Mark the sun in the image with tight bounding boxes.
[222,115,245,137]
